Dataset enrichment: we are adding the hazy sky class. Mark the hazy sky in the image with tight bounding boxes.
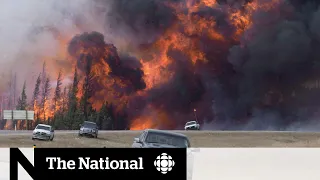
[0,0,106,94]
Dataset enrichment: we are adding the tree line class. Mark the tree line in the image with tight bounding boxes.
[2,61,128,130]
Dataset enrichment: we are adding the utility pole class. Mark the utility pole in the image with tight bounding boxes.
[0,95,3,129]
[0,95,3,119]
[193,109,198,123]
[13,73,16,108]
[1,94,8,129]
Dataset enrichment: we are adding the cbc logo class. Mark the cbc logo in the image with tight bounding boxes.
[154,153,175,174]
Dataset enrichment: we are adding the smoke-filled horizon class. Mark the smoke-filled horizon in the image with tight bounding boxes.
[2,0,320,131]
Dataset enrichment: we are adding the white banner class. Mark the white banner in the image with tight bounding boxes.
[1,148,320,180]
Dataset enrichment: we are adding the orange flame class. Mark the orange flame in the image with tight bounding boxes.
[4,0,283,130]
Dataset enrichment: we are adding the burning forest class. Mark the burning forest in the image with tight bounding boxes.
[1,0,320,131]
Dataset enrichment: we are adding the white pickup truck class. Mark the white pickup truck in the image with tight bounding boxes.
[32,124,54,141]
[184,121,200,130]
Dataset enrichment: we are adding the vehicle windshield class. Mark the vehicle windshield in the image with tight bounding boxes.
[36,125,50,131]
[82,122,96,128]
[145,132,189,148]
[186,121,196,125]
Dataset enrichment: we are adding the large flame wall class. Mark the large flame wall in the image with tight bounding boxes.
[4,0,320,130]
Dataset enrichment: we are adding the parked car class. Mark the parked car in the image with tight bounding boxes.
[132,129,190,148]
[32,124,54,141]
[78,121,98,138]
[184,121,200,130]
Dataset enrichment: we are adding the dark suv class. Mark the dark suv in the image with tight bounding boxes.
[78,121,98,138]
[132,129,190,148]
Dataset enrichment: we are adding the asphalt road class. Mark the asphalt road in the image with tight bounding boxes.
[0,130,145,135]
[0,130,77,135]
[1,130,319,135]
[0,130,320,147]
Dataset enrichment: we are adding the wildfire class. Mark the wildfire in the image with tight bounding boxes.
[2,0,285,130]
[129,118,156,130]
[129,105,175,130]
[130,0,282,130]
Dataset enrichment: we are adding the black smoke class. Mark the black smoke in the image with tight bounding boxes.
[83,0,320,130]
[68,31,146,93]
[102,0,243,127]
[224,0,320,130]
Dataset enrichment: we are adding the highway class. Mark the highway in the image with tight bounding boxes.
[0,130,320,147]
[0,130,319,135]
[0,130,144,135]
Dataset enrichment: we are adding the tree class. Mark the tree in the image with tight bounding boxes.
[40,77,51,123]
[7,71,17,110]
[40,61,49,121]
[12,73,17,108]
[16,81,27,129]
[31,74,41,129]
[6,72,17,129]
[31,74,41,108]
[54,86,69,129]
[65,66,79,129]
[41,61,47,87]
[53,70,62,111]
[16,81,27,110]
[61,86,68,113]
[96,102,113,130]
[80,55,94,120]
[52,70,62,126]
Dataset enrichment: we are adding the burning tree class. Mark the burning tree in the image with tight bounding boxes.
[31,73,41,128]
[79,55,94,121]
[64,66,79,129]
[16,81,27,130]
[40,77,51,123]
[52,70,63,126]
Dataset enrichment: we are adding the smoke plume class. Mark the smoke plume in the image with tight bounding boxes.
[3,0,320,130]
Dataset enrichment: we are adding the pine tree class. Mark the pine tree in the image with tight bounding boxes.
[31,74,41,129]
[52,70,62,126]
[65,66,78,129]
[53,70,62,112]
[12,73,17,108]
[80,55,94,120]
[41,62,47,87]
[61,86,68,113]
[16,81,27,110]
[31,74,41,108]
[54,86,69,129]
[7,71,13,110]
[2,74,11,129]
[96,102,113,130]
[41,77,51,123]
[16,81,27,129]
[6,72,14,129]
